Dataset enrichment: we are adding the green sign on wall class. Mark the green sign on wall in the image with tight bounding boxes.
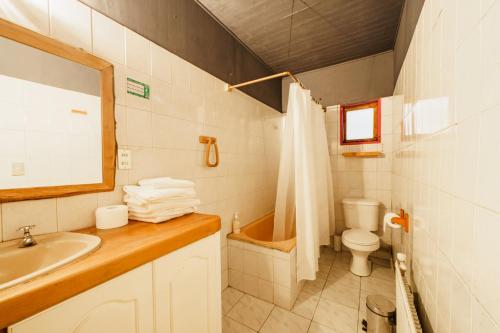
[127,77,150,99]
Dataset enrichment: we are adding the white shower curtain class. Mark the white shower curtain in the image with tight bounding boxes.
[273,83,335,281]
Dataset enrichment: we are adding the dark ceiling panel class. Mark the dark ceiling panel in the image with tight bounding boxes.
[197,0,404,73]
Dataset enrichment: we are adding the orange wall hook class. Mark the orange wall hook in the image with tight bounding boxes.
[391,208,409,233]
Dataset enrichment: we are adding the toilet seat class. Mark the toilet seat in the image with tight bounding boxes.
[342,229,380,252]
[342,229,379,245]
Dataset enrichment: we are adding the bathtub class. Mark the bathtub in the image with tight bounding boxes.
[227,213,304,309]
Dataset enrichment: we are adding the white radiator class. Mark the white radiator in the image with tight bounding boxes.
[395,261,423,333]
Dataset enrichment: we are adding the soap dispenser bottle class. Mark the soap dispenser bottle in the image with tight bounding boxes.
[232,213,241,234]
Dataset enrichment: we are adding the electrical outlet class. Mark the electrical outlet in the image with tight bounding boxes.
[11,162,25,176]
[117,149,132,170]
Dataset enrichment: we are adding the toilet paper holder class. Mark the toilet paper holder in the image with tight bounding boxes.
[391,209,409,232]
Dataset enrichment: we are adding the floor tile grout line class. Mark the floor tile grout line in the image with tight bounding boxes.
[225,314,260,332]
[308,259,337,331]
[257,304,275,332]
[222,288,245,316]
[226,294,272,332]
[310,259,333,325]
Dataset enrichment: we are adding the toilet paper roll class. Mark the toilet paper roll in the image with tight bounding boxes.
[383,212,401,232]
[96,205,129,230]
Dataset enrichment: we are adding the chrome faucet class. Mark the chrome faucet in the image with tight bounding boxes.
[17,225,37,248]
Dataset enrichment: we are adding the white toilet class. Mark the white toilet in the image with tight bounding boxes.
[341,198,380,277]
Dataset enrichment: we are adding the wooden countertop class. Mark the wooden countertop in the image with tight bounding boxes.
[0,213,220,328]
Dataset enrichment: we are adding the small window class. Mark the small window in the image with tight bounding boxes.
[340,99,381,145]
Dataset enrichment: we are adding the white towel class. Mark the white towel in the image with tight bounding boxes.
[123,185,196,204]
[124,195,199,207]
[138,177,195,189]
[127,199,200,214]
[129,208,196,223]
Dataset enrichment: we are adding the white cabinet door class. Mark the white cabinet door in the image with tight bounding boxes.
[9,264,154,333]
[154,232,221,333]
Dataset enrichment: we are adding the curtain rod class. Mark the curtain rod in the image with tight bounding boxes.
[225,71,325,110]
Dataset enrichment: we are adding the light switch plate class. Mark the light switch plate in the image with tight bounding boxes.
[117,149,132,170]
[11,162,25,176]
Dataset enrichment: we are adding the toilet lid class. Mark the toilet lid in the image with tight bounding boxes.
[343,229,379,246]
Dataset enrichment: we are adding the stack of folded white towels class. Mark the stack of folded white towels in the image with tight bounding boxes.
[123,177,200,223]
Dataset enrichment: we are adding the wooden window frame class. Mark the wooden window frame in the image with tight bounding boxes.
[0,18,116,202]
[340,99,381,145]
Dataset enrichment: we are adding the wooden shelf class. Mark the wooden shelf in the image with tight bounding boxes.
[342,151,383,158]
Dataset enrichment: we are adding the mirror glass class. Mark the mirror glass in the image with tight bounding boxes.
[345,107,375,140]
[0,36,102,189]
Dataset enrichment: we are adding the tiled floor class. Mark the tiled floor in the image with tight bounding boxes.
[222,248,395,333]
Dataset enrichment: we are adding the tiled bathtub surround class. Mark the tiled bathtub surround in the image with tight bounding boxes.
[228,239,304,310]
[325,96,401,248]
[392,0,500,332]
[0,0,284,288]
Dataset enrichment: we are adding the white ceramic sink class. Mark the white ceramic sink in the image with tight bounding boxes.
[0,232,101,290]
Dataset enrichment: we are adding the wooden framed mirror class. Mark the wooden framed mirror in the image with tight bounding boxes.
[0,18,116,202]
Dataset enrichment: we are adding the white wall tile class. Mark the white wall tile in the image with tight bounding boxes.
[91,10,125,64]
[453,117,479,202]
[126,107,152,147]
[455,27,481,123]
[125,29,151,73]
[49,0,91,51]
[472,298,500,333]
[258,279,273,303]
[2,199,57,240]
[57,193,98,231]
[476,107,500,213]
[229,269,244,291]
[273,257,291,287]
[456,0,481,46]
[151,43,172,83]
[258,253,274,281]
[473,207,500,323]
[242,274,259,297]
[113,62,127,105]
[452,199,474,285]
[274,284,292,309]
[480,1,500,112]
[450,274,472,333]
[229,245,244,272]
[97,186,124,207]
[0,0,49,34]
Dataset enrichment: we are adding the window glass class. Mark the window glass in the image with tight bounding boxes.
[340,100,380,145]
[345,108,375,140]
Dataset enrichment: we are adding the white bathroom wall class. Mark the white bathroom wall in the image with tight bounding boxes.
[392,0,500,332]
[325,96,398,247]
[0,0,284,289]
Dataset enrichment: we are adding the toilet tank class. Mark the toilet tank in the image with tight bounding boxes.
[342,198,380,231]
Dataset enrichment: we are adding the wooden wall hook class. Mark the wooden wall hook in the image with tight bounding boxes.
[199,136,219,167]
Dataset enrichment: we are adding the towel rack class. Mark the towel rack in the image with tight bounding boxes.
[199,136,219,167]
